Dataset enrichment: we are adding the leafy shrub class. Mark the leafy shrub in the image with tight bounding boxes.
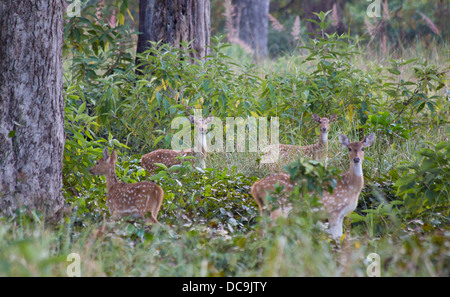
[259,158,340,234]
[395,138,449,222]
[286,157,339,196]
[151,164,259,234]
[63,85,106,199]
[63,83,129,218]
[63,4,136,82]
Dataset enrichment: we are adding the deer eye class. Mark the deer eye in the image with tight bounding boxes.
[361,147,364,151]
[348,148,352,151]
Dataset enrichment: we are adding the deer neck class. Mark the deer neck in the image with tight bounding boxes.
[201,132,208,155]
[346,162,364,193]
[105,166,119,193]
[314,132,328,159]
[318,132,328,147]
[195,131,208,168]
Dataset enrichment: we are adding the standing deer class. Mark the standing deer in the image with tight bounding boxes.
[252,133,376,241]
[90,148,164,223]
[141,115,213,175]
[261,114,337,165]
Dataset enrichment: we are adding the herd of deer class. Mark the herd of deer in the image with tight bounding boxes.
[89,114,375,241]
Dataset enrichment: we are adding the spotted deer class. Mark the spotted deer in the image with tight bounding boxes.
[252,133,376,241]
[141,115,213,175]
[261,114,337,165]
[90,148,164,223]
[251,172,294,221]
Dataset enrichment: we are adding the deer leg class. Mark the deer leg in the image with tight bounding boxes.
[145,212,159,224]
[329,215,344,242]
[151,192,163,222]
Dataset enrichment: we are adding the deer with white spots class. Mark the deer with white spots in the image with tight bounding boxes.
[141,115,213,175]
[262,114,337,165]
[251,172,294,221]
[90,148,164,223]
[252,133,376,241]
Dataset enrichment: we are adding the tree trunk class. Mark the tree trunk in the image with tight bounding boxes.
[0,0,65,219]
[234,0,270,59]
[136,0,211,61]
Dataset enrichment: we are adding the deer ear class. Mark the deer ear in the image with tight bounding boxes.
[362,133,375,148]
[312,113,321,123]
[339,134,350,147]
[103,147,110,160]
[329,114,338,122]
[110,150,118,163]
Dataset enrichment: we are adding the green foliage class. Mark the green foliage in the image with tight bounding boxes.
[63,83,129,218]
[285,157,339,197]
[63,3,136,81]
[63,85,105,199]
[364,111,412,140]
[144,163,258,234]
[395,139,449,221]
[349,190,404,238]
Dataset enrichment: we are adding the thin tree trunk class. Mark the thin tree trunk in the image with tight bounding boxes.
[136,0,211,61]
[0,0,65,219]
[234,0,270,59]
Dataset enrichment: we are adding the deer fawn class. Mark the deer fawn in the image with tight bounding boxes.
[141,115,213,175]
[261,114,337,166]
[90,148,164,223]
[252,133,376,241]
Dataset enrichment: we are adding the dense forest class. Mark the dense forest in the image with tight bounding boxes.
[0,0,448,278]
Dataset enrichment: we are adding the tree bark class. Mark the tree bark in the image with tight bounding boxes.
[136,0,211,61]
[234,0,270,59]
[0,0,65,219]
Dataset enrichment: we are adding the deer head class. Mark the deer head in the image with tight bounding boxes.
[89,148,117,176]
[190,114,213,134]
[189,114,213,154]
[338,133,375,177]
[312,113,338,142]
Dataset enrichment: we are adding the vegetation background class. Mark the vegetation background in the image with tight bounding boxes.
[0,0,448,277]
